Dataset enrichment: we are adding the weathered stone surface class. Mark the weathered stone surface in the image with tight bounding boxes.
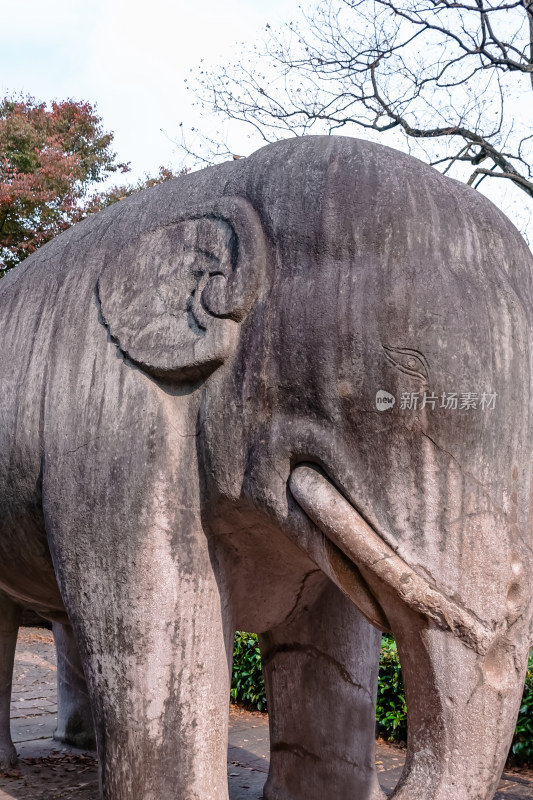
[1,135,532,800]
[0,590,94,767]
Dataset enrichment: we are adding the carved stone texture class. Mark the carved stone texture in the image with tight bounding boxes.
[0,135,532,800]
[0,590,94,768]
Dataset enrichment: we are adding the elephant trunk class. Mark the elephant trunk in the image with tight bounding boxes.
[373,587,527,800]
[289,464,530,800]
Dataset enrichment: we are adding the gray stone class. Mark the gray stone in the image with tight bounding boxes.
[0,590,94,767]
[0,135,532,800]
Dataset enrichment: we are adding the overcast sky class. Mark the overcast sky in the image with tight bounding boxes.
[0,0,302,180]
[2,0,532,239]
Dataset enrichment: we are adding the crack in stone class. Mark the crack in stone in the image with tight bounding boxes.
[417,429,505,516]
[261,642,372,698]
[282,569,321,626]
[270,740,372,772]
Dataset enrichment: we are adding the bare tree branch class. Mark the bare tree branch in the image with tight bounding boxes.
[187,0,533,226]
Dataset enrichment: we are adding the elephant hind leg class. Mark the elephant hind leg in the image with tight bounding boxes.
[259,579,383,800]
[0,591,21,769]
[53,621,95,749]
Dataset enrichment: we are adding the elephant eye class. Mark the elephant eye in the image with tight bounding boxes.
[383,345,429,382]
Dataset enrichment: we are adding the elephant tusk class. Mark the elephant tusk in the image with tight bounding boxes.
[320,538,392,633]
[289,464,494,656]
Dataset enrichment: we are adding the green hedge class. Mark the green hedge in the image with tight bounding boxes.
[512,654,533,762]
[232,632,533,762]
[375,634,407,742]
[231,632,267,711]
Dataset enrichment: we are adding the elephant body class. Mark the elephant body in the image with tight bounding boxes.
[0,135,532,800]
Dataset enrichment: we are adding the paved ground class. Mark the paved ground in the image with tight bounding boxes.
[1,629,532,799]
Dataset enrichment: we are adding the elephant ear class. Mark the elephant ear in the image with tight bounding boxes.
[97,196,268,381]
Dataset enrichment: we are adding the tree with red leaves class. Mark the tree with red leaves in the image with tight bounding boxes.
[0,95,130,275]
[85,166,188,214]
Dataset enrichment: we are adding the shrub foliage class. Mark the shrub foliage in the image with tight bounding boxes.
[375,634,407,742]
[231,632,267,711]
[512,655,533,762]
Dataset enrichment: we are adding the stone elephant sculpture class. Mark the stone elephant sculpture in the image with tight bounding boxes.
[0,135,532,800]
[0,589,94,768]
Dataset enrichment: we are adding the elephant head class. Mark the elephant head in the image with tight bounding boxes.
[96,135,533,800]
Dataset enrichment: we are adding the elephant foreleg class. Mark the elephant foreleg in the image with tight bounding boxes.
[259,579,383,800]
[0,591,21,769]
[52,621,95,749]
[45,498,233,800]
